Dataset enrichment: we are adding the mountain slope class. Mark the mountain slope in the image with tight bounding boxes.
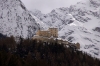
[30,11,49,30]
[31,0,100,58]
[0,0,39,38]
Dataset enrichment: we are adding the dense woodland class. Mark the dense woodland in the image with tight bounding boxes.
[0,34,100,66]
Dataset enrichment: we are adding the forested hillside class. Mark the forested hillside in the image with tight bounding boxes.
[0,36,100,66]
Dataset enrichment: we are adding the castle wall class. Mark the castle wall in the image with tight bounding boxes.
[36,28,58,38]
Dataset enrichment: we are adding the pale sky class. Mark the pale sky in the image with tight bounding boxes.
[21,0,82,14]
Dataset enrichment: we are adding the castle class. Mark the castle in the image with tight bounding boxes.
[36,28,58,38]
[33,28,80,49]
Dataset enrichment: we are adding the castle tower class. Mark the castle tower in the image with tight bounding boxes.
[49,28,58,38]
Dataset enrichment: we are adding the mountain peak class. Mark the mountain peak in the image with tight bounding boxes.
[0,0,39,38]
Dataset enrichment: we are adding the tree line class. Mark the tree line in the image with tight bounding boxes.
[0,35,100,66]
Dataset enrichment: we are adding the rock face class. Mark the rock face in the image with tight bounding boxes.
[31,0,100,58]
[0,0,40,38]
[93,27,100,32]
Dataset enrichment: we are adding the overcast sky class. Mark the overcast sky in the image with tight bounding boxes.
[21,0,82,14]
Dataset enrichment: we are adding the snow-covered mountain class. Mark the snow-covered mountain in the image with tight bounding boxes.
[30,11,49,30]
[0,0,40,38]
[31,0,100,58]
